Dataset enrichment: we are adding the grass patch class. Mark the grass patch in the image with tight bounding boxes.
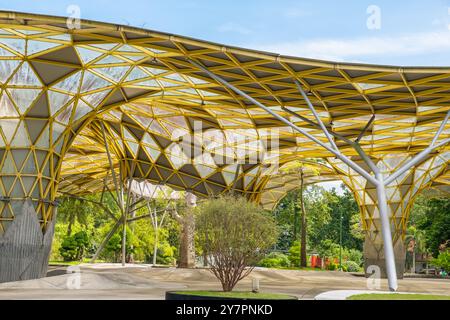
[48,258,105,266]
[348,293,450,300]
[173,291,297,300]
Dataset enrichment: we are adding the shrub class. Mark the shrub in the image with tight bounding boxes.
[288,241,301,267]
[432,250,450,273]
[196,195,279,292]
[59,231,90,261]
[326,260,338,271]
[345,249,363,266]
[342,260,362,272]
[258,252,290,268]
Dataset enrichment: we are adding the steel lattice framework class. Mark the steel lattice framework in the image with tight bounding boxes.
[0,11,449,287]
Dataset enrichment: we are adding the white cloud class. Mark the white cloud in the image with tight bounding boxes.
[218,22,252,35]
[252,31,450,63]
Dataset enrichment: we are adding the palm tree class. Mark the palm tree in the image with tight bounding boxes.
[281,160,321,268]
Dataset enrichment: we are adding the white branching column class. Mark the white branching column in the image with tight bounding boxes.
[330,153,450,278]
[173,191,197,268]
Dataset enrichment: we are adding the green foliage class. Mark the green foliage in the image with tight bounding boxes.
[102,228,135,263]
[288,241,301,267]
[410,195,450,257]
[274,185,363,253]
[345,248,363,266]
[317,239,341,259]
[196,195,279,291]
[342,260,362,272]
[258,252,290,268]
[432,251,450,273]
[326,261,338,271]
[59,231,90,261]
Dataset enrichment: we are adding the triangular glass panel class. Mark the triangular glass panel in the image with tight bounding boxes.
[0,91,19,117]
[8,88,41,114]
[35,125,50,148]
[0,119,19,143]
[80,70,112,93]
[52,71,81,93]
[72,100,92,121]
[27,40,63,55]
[1,152,16,174]
[9,62,42,86]
[11,149,30,171]
[51,123,66,144]
[142,67,167,76]
[94,55,125,65]
[116,45,141,53]
[2,176,16,193]
[75,46,104,64]
[90,43,118,51]
[95,66,130,82]
[142,132,159,148]
[81,89,111,108]
[21,176,36,194]
[125,66,150,82]
[55,102,74,125]
[133,79,160,88]
[11,121,32,147]
[144,145,160,161]
[0,46,15,57]
[0,59,20,84]
[0,38,26,55]
[48,90,72,116]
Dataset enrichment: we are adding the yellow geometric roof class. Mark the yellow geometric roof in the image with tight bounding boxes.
[0,11,449,209]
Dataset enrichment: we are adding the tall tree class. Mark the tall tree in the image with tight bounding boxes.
[57,196,95,236]
[280,160,320,267]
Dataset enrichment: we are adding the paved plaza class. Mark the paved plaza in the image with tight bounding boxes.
[0,265,448,300]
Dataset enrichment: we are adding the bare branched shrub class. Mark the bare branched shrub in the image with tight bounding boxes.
[196,195,279,292]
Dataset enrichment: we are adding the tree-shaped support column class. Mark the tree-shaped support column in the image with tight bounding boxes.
[329,153,450,278]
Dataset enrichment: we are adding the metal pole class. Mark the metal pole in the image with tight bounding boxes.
[384,137,450,186]
[294,80,338,150]
[356,115,375,143]
[431,109,450,146]
[91,218,123,263]
[375,172,398,291]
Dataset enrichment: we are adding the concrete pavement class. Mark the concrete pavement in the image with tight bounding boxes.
[0,264,448,300]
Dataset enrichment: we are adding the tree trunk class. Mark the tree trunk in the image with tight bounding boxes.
[300,169,307,268]
[178,211,196,268]
[153,228,158,266]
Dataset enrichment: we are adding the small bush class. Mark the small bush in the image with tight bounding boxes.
[326,261,338,271]
[343,260,362,272]
[432,250,450,273]
[258,252,290,268]
[288,241,301,267]
[59,231,90,261]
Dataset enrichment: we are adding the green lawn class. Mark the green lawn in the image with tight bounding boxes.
[48,258,105,266]
[348,293,450,300]
[173,291,297,300]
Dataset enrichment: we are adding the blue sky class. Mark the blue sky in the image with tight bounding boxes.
[2,0,450,65]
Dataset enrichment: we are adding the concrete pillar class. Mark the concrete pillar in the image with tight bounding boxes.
[0,199,56,282]
[364,219,405,279]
